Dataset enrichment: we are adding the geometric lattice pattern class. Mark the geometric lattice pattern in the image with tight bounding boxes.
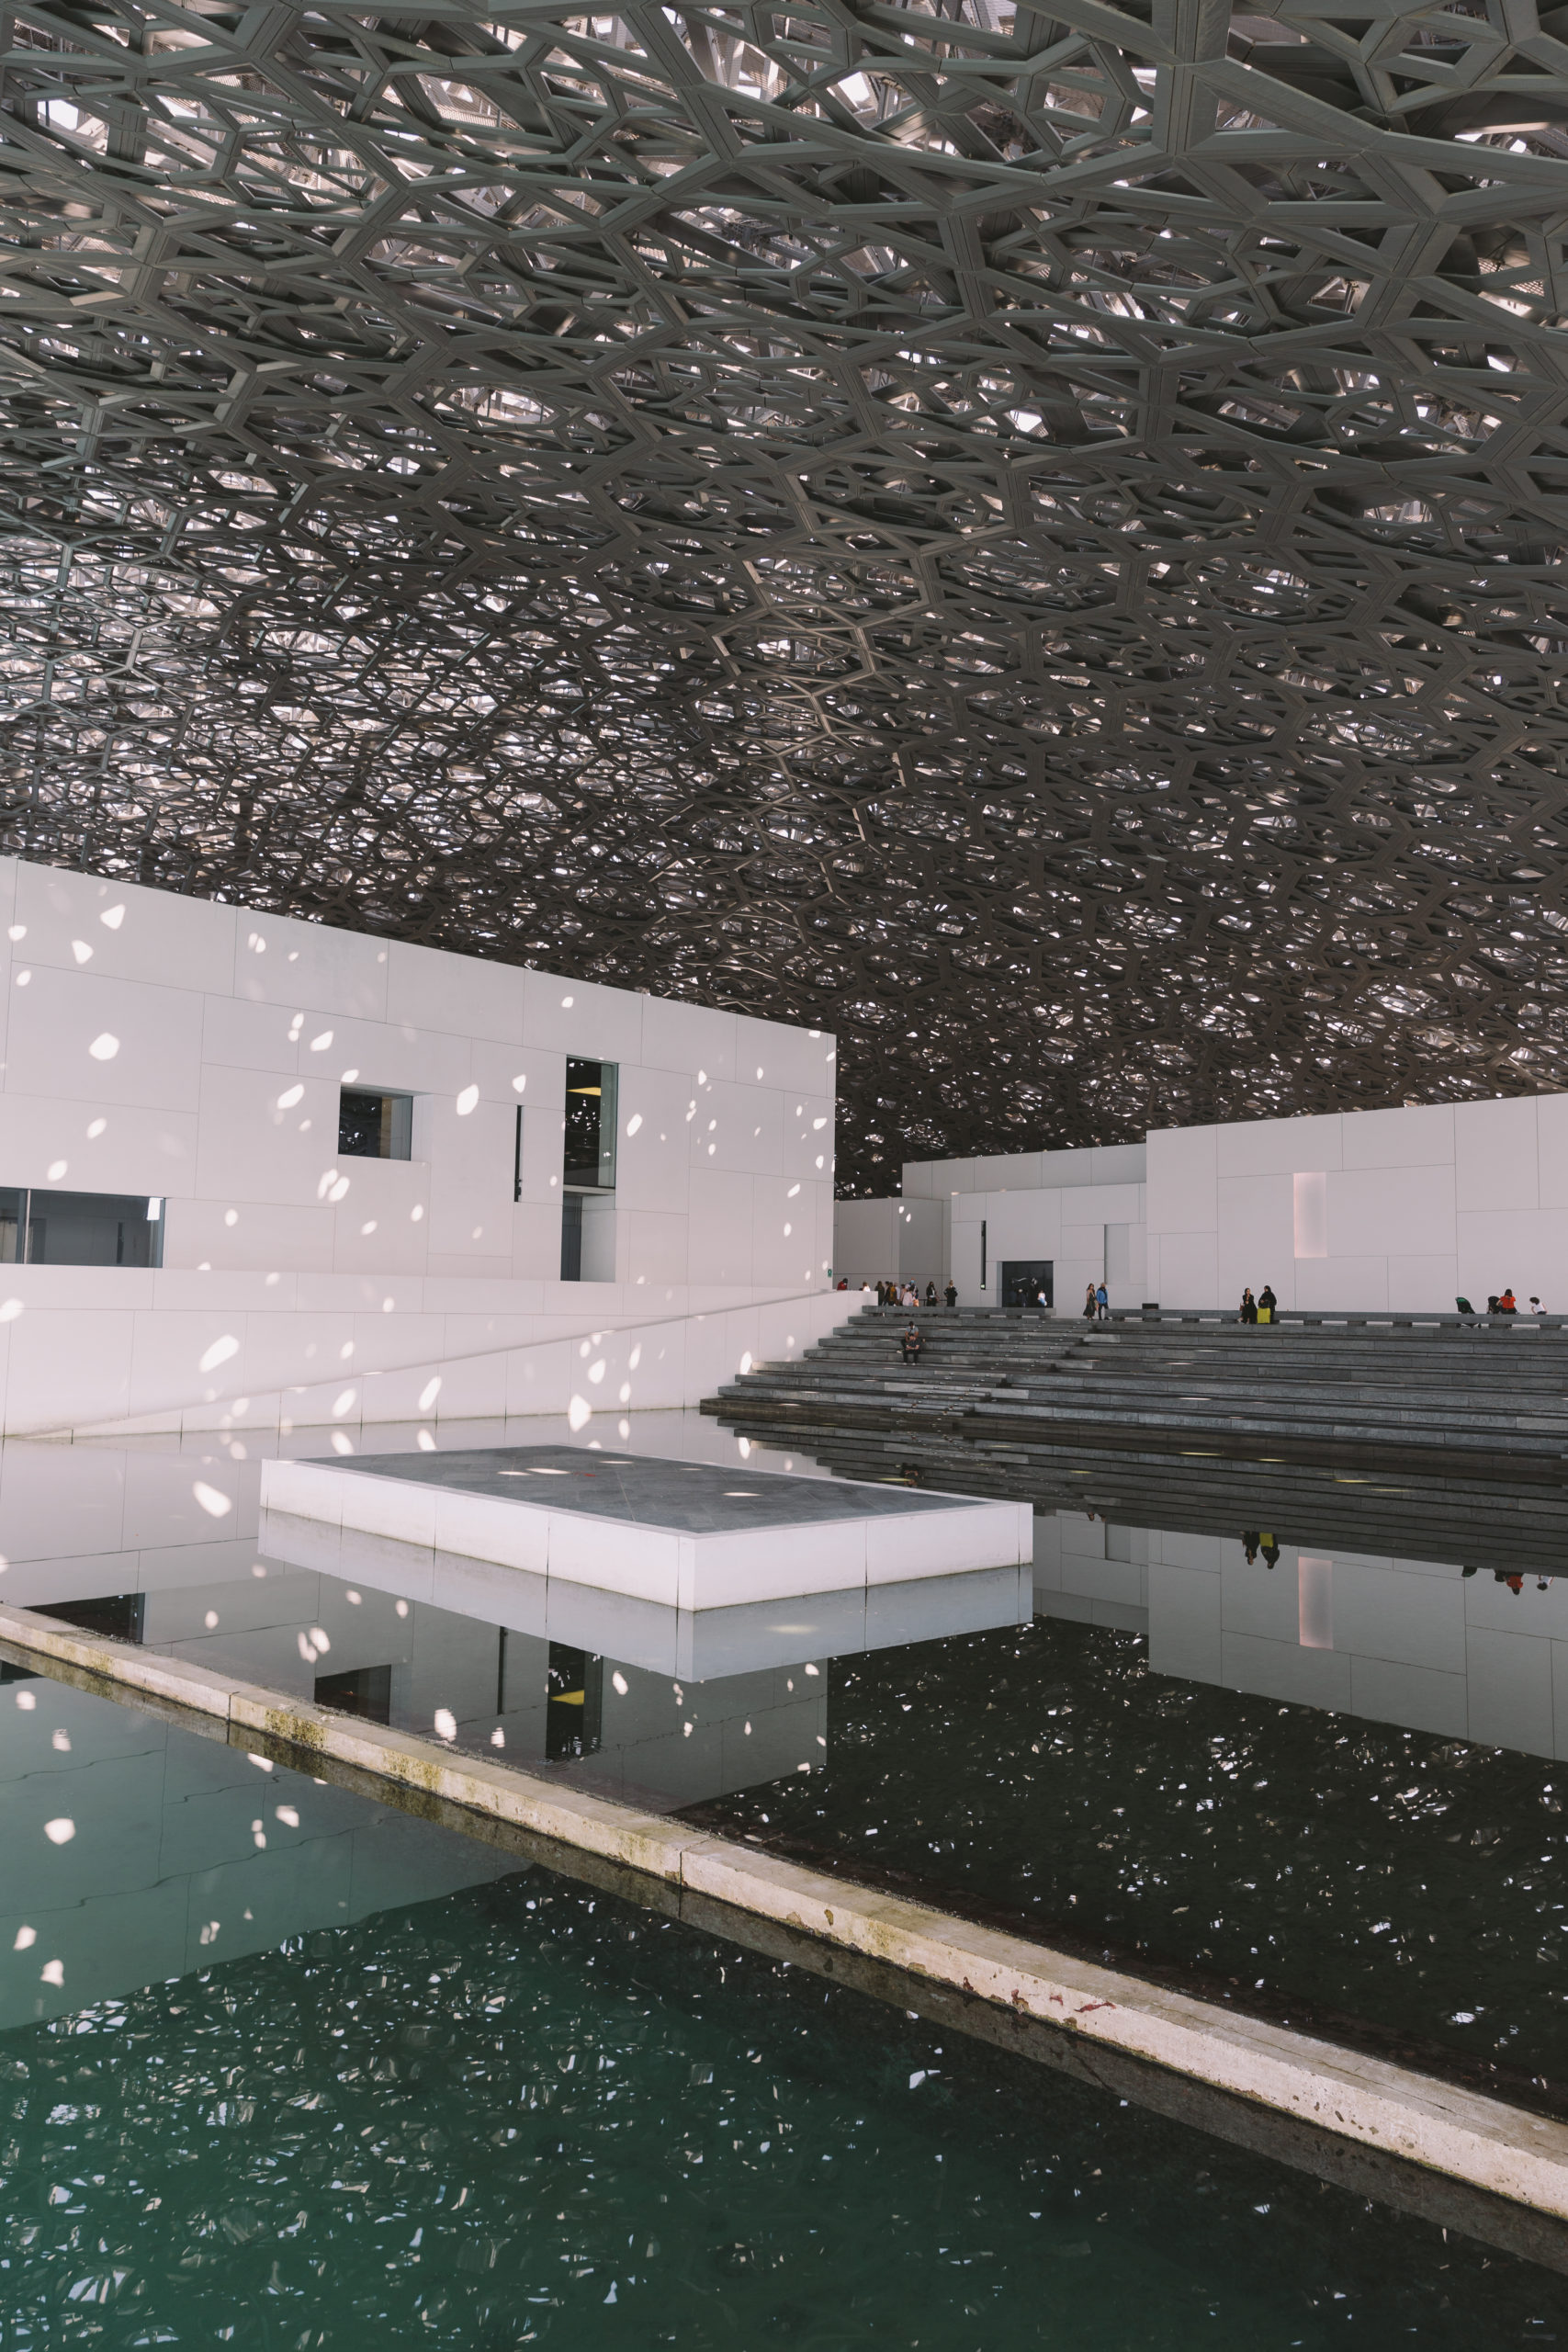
[1,0,1566,1188]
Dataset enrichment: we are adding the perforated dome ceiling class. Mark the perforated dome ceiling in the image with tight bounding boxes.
[1,0,1566,1188]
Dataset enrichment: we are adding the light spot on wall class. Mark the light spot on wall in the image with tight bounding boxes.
[99,904,125,931]
[14,970,28,986]
[6,925,23,942]
[199,1336,240,1373]
[205,1610,220,1629]
[332,1388,356,1418]
[46,1160,66,1181]
[618,1382,631,1404]
[276,1805,300,1828]
[14,1926,36,1950]
[276,1084,304,1109]
[628,1345,641,1370]
[784,1224,792,1238]
[812,1116,828,1130]
[0,1299,23,1325]
[617,1418,630,1437]
[88,1033,118,1060]
[588,1358,606,1385]
[560,994,574,1008]
[457,1084,479,1115]
[568,1394,592,1431]
[340,1341,355,1361]
[331,1432,355,1456]
[418,1376,442,1411]
[327,1176,350,1204]
[51,1727,70,1751]
[192,1481,232,1518]
[434,1709,457,1740]
[626,1114,643,1136]
[40,1959,64,1986]
[787,1183,800,1198]
[739,1351,753,1374]
[396,1598,410,1616]
[512,1074,527,1093]
[310,1031,333,1051]
[341,1067,359,1083]
[410,1204,423,1221]
[43,1818,74,1846]
[71,939,92,965]
[224,1209,239,1227]
[248,933,265,953]
[417,1430,436,1452]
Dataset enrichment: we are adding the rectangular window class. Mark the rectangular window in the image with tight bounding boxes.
[339,1089,412,1160]
[564,1059,617,1191]
[1,1188,165,1268]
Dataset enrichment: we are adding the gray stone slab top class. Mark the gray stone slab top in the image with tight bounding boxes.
[317,1446,970,1535]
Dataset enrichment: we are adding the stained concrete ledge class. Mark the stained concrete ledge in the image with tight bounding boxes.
[5,1597,1568,2241]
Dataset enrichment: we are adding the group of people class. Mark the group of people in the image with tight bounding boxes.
[1471,1290,1544,1315]
[1081,1282,1110,1321]
[834,1276,959,1309]
[1237,1285,1279,1324]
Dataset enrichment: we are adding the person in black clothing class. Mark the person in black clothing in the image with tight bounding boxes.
[944,1281,957,1308]
[1258,1283,1278,1321]
[1239,1287,1257,1324]
[900,1323,923,1364]
[925,1280,938,1306]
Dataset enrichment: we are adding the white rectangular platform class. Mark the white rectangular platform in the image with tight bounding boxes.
[259,1445,1032,1612]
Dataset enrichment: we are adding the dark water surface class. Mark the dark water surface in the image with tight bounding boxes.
[2,1676,1564,2346]
[691,1612,1568,2091]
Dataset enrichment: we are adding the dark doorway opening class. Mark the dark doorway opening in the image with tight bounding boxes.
[34,1591,146,1644]
[547,1643,603,1761]
[314,1664,393,1724]
[999,1259,1054,1310]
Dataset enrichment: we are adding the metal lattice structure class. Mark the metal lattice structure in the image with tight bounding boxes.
[1,0,1566,1187]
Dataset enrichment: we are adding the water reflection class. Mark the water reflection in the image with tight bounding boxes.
[0,1672,513,2029]
[1038,1515,1568,1757]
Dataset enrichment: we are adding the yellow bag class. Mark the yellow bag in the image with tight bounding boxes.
[1258,1306,1272,1324]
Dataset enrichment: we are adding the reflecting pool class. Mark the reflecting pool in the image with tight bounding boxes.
[2,1672,1564,2346]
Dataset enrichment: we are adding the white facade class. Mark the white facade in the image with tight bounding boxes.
[854,1094,1568,1313]
[0,859,840,1433]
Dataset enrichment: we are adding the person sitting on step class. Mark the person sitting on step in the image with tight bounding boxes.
[900,1322,923,1365]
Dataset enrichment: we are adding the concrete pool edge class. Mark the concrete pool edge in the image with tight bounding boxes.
[5,1599,1568,2237]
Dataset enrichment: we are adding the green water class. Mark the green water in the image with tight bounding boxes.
[694,1614,1568,2086]
[3,1865,1561,2347]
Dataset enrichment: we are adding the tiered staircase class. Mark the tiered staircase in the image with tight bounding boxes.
[705,1307,1568,1505]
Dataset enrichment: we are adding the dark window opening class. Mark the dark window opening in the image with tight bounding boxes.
[0,1187,164,1268]
[314,1663,393,1723]
[338,1090,412,1160]
[547,1643,603,1761]
[34,1591,146,1645]
[563,1059,616,1191]
[560,1193,582,1283]
[1000,1259,1054,1309]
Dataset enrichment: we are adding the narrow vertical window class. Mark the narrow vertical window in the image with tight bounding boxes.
[1292,1170,1327,1259]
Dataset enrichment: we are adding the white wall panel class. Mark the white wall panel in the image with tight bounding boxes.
[234,911,390,1021]
[15,863,236,995]
[1455,1095,1540,1213]
[1328,1161,1455,1259]
[8,965,204,1111]
[1215,1172,1294,1305]
[1216,1110,1344,1178]
[0,1097,196,1196]
[1340,1102,1455,1170]
[1146,1124,1216,1234]
[639,992,738,1083]
[385,940,524,1044]
[521,968,645,1063]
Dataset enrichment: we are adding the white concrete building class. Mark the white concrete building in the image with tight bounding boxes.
[0,859,840,1435]
[845,1092,1568,1314]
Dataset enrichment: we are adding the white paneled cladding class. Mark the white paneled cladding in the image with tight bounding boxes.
[0,858,837,1434]
[899,1090,1568,1312]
